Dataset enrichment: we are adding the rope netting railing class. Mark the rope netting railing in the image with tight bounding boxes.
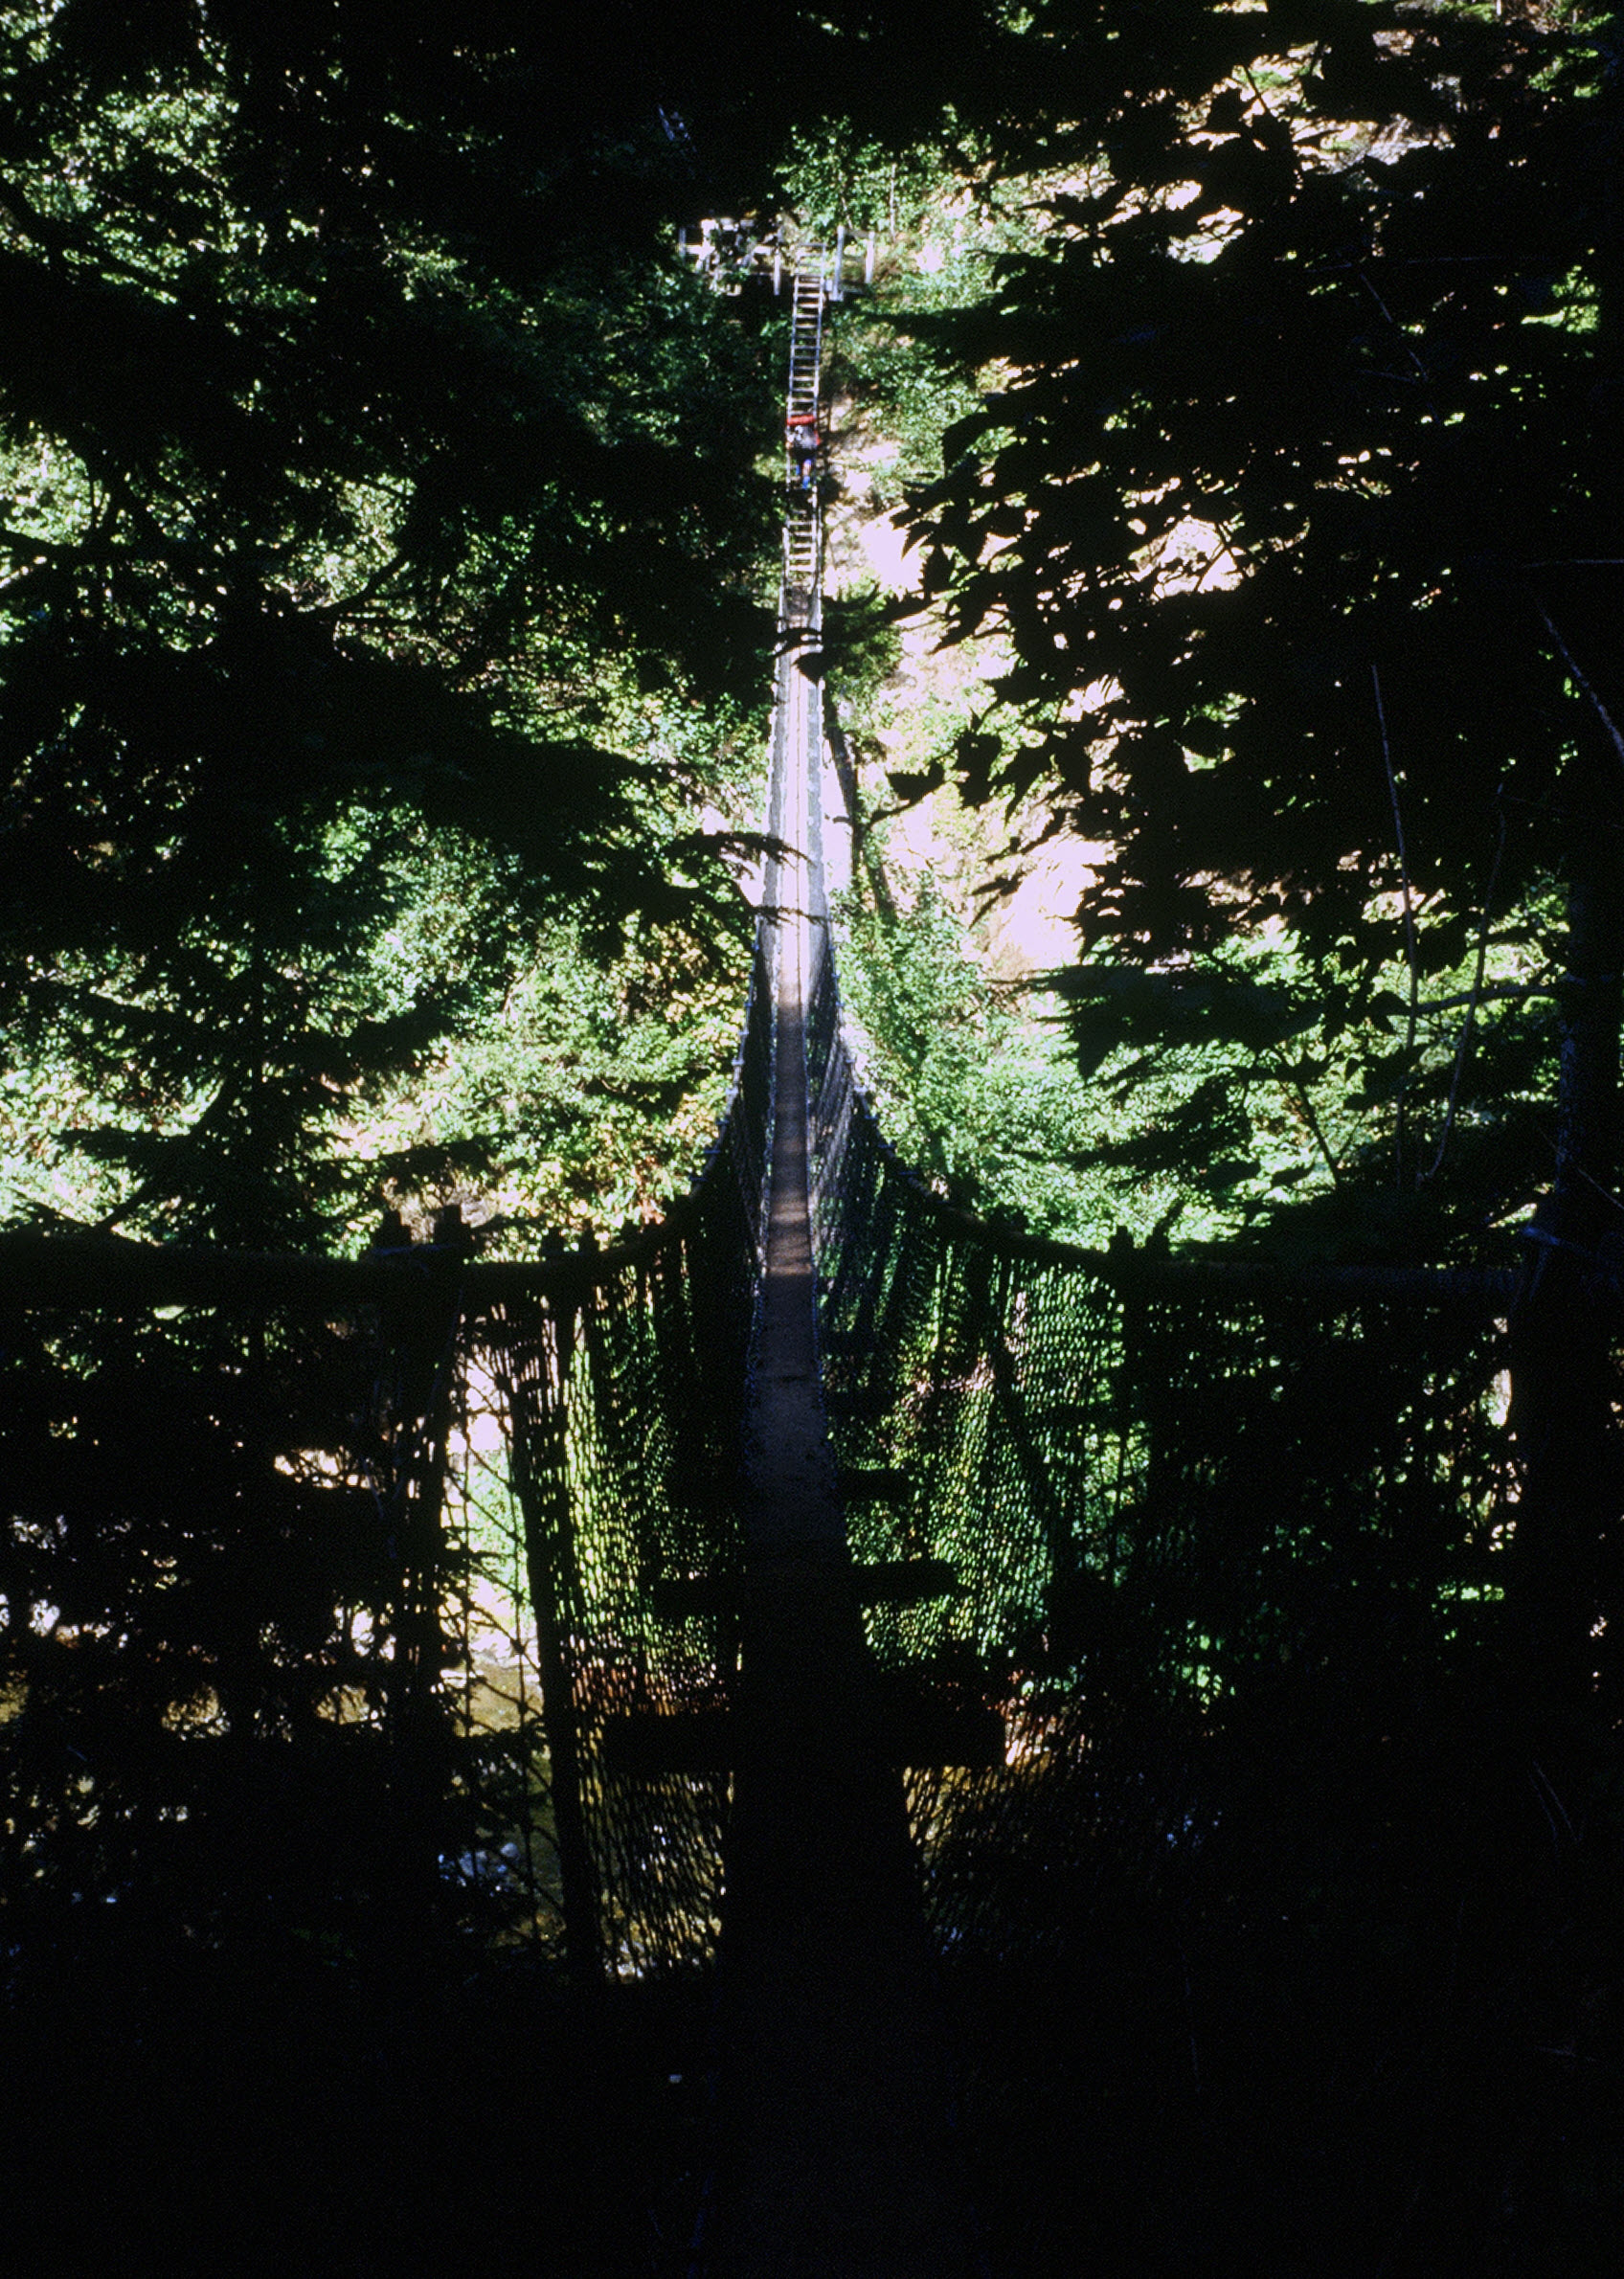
[804,918,1521,1960]
[465,957,770,1975]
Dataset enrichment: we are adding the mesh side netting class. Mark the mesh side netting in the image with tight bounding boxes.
[472,929,771,1975]
[805,926,1516,1962]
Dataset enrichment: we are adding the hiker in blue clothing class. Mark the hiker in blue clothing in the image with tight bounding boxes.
[787,414,818,493]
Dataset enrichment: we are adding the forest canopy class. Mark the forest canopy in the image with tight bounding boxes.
[0,0,1008,1247]
[4,0,1621,1270]
[880,0,1624,1264]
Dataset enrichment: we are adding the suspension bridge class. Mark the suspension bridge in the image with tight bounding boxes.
[0,250,1545,2273]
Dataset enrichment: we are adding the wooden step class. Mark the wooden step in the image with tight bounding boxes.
[650,1556,957,1620]
[600,1708,733,1776]
[598,1692,1004,1776]
[840,1467,911,1502]
[853,1556,960,1607]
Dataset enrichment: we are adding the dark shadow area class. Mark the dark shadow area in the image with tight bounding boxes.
[1,1932,712,2277]
[937,1708,1624,2276]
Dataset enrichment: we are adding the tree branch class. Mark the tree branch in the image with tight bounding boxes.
[1531,594,1624,774]
[1268,1049,1342,1185]
[1419,981,1557,1014]
[1374,663,1420,1185]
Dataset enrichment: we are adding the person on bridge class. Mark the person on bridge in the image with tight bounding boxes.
[787,414,818,493]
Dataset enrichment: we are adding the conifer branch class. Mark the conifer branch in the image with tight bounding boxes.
[1531,596,1624,774]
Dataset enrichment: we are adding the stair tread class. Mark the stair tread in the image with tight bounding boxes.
[599,1693,1004,1773]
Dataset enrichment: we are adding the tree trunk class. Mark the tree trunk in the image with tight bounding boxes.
[1509,773,1624,1728]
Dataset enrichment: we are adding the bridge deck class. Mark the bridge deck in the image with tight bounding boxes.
[699,603,971,2273]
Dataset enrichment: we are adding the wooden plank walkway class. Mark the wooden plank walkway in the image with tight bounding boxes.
[696,620,972,2277]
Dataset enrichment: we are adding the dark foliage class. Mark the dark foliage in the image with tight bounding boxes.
[900,1,1624,1257]
[1,0,800,1241]
[0,1287,465,1948]
[1,1941,712,2277]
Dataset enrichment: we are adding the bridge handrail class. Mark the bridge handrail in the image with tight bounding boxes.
[823,1132,1518,1306]
[0,1209,697,1310]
